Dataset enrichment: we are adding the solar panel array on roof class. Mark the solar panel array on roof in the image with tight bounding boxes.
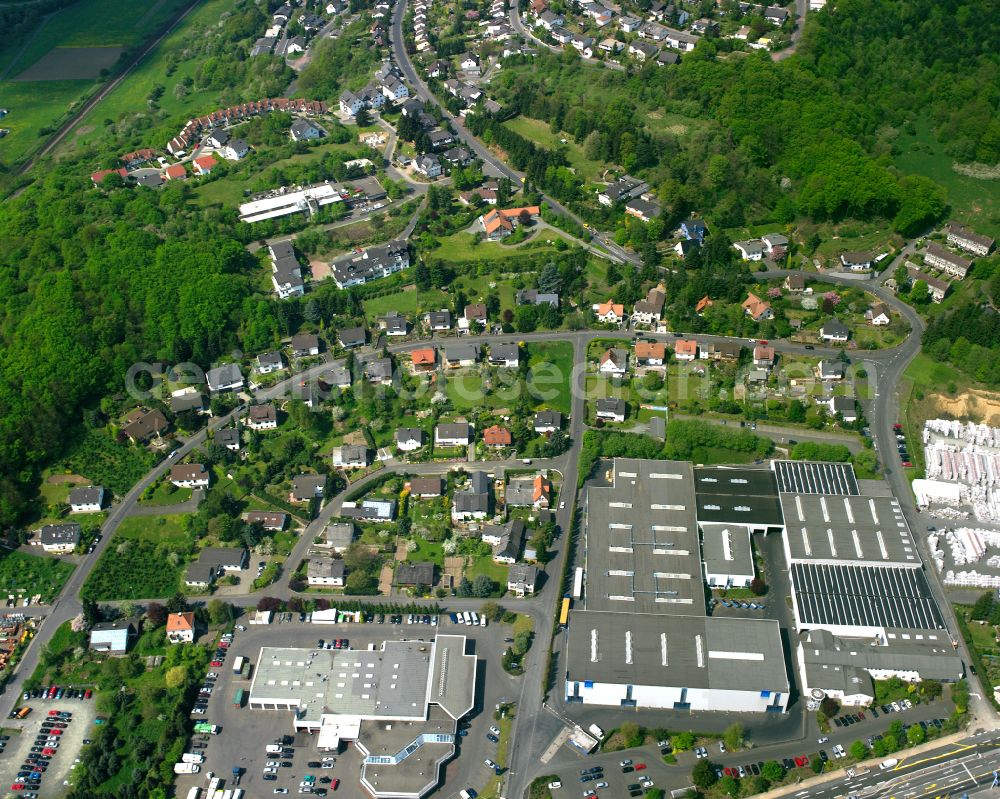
[792,563,944,630]
[773,460,859,495]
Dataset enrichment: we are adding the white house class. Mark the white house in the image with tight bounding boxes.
[169,463,210,489]
[820,318,850,342]
[734,240,764,261]
[435,423,472,447]
[599,348,628,376]
[166,612,196,644]
[307,558,346,587]
[593,299,625,324]
[69,486,104,513]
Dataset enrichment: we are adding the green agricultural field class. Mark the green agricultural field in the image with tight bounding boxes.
[503,116,606,181]
[894,120,1000,239]
[0,0,192,165]
[0,550,74,603]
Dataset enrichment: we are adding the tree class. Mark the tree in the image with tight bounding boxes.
[166,592,188,613]
[820,696,841,718]
[761,760,784,781]
[356,107,370,127]
[82,598,101,627]
[723,722,744,751]
[207,599,234,626]
[691,759,717,789]
[471,574,496,597]
[749,577,766,595]
[146,602,167,627]
[849,740,868,760]
[164,665,187,690]
[673,732,696,750]
[620,722,643,747]
[921,679,943,700]
[480,601,502,621]
[907,724,926,746]
[719,775,740,797]
[810,755,824,774]
[257,596,282,612]
[971,591,994,620]
[909,279,930,304]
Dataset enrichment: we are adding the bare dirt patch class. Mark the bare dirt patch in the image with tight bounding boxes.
[928,389,1000,425]
[44,474,88,485]
[14,46,122,81]
[309,259,330,280]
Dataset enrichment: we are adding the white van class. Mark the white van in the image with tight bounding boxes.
[462,612,472,625]
[470,612,479,625]
[479,615,487,627]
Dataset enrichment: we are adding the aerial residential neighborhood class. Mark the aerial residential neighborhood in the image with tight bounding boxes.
[0,0,997,796]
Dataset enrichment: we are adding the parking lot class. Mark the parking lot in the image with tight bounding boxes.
[0,694,97,798]
[176,613,515,799]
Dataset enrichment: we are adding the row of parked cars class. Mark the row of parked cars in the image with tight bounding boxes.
[10,709,74,794]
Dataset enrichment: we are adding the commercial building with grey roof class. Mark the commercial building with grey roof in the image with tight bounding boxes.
[700,523,755,588]
[565,612,788,713]
[248,635,475,799]
[693,466,783,528]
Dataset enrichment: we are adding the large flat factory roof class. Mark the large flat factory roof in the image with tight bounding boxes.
[780,493,919,566]
[773,460,860,495]
[693,466,784,527]
[585,459,704,615]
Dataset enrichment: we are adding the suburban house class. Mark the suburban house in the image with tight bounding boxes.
[517,289,559,307]
[215,427,240,451]
[784,274,806,292]
[762,233,789,256]
[166,612,196,644]
[489,343,520,368]
[632,286,666,326]
[307,557,346,587]
[220,138,250,161]
[291,333,321,357]
[593,299,625,324]
[163,164,186,181]
[257,351,285,374]
[734,240,764,261]
[409,477,443,497]
[482,519,525,564]
[507,563,539,597]
[122,408,168,444]
[946,222,995,257]
[206,363,244,392]
[170,389,204,414]
[505,474,551,509]
[395,428,427,452]
[427,310,452,330]
[269,239,305,299]
[170,464,210,489]
[364,358,394,385]
[742,292,774,322]
[69,486,104,513]
[383,314,409,337]
[317,522,355,552]
[708,342,742,361]
[409,347,436,373]
[674,339,699,361]
[753,344,776,368]
[192,155,218,176]
[184,547,247,589]
[839,251,874,271]
[598,175,648,206]
[89,619,136,655]
[628,40,659,61]
[244,403,276,431]
[332,445,370,469]
[290,473,326,503]
[695,295,713,314]
[340,498,397,522]
[444,343,480,367]
[906,265,949,303]
[36,523,81,554]
[828,395,858,422]
[479,206,540,241]
[635,341,668,367]
[463,303,488,328]
[534,410,562,434]
[818,360,846,381]
[395,562,436,587]
[483,425,513,448]
[243,511,288,531]
[924,243,972,279]
[680,218,708,242]
[452,471,491,522]
[599,347,629,376]
[867,303,891,326]
[820,318,850,343]
[436,423,473,448]
[414,154,442,177]
[338,326,367,349]
[595,397,626,422]
[290,118,326,141]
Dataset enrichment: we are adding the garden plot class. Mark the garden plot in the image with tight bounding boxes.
[14,47,122,81]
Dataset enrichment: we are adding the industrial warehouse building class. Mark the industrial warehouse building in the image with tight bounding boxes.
[566,459,790,713]
[566,458,963,715]
[247,635,475,798]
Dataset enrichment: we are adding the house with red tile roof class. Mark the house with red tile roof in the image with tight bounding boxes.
[483,424,512,447]
[741,292,773,322]
[593,299,625,324]
[164,163,187,180]
[479,206,540,241]
[91,168,128,185]
[674,339,699,361]
[192,154,218,175]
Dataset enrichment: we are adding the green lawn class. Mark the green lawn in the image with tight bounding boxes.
[138,482,192,507]
[408,535,444,567]
[430,229,575,266]
[115,513,193,547]
[503,116,606,181]
[526,341,574,414]
[363,285,450,321]
[0,80,94,165]
[894,119,1000,239]
[465,553,507,586]
[0,550,74,603]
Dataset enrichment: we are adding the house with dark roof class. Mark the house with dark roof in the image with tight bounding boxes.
[396,428,427,451]
[244,511,288,531]
[89,619,136,655]
[215,427,240,451]
[482,519,525,564]
[290,473,326,503]
[489,343,520,368]
[820,318,850,342]
[290,118,326,142]
[257,351,285,374]
[534,410,562,434]
[595,397,626,422]
[206,363,244,392]
[339,326,367,349]
[435,423,472,447]
[507,563,539,596]
[247,403,278,430]
[170,464,210,488]
[409,477,443,497]
[36,523,81,553]
[452,471,491,521]
[308,557,346,587]
[395,561,436,586]
[69,486,105,513]
[122,408,169,443]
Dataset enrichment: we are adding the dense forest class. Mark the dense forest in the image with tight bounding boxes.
[490,0,997,231]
